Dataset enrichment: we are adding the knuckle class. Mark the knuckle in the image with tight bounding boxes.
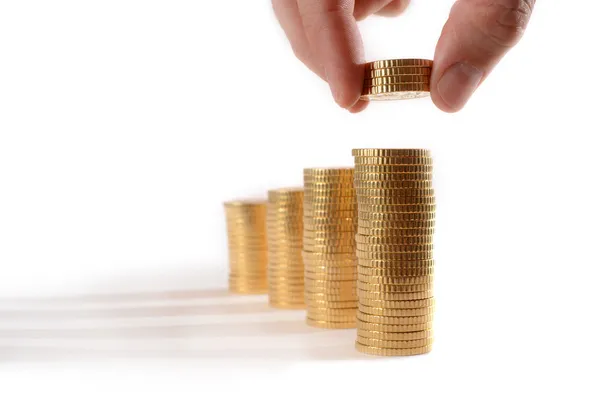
[483,0,534,48]
[382,0,410,16]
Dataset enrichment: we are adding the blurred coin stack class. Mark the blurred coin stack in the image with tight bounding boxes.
[224,200,269,294]
[353,149,436,356]
[361,59,433,101]
[303,168,358,329]
[266,188,306,309]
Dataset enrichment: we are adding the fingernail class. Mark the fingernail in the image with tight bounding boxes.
[437,62,483,112]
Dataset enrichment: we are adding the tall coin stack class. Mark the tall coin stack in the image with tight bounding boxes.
[352,149,436,356]
[361,59,433,101]
[303,168,358,329]
[224,200,269,294]
[266,188,306,309]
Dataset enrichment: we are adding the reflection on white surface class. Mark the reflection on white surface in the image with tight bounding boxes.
[0,282,371,363]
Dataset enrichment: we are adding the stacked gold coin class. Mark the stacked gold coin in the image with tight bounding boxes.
[303,168,358,329]
[224,200,269,294]
[352,149,435,356]
[361,59,433,101]
[266,188,306,309]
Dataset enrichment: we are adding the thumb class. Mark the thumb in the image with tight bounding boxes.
[430,0,535,112]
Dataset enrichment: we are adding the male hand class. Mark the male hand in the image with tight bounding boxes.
[272,0,535,113]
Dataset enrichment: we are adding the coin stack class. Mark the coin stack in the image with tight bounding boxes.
[361,59,433,101]
[224,200,269,294]
[303,168,358,329]
[352,149,435,356]
[266,188,306,309]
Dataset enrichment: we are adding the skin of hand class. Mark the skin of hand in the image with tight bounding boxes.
[272,0,536,113]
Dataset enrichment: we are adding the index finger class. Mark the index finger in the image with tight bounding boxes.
[297,0,365,109]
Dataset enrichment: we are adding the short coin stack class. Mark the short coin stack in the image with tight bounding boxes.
[361,59,433,101]
[353,149,436,356]
[303,168,358,329]
[266,188,306,309]
[224,200,269,294]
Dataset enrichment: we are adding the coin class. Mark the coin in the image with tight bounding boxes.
[354,188,435,197]
[303,259,357,268]
[354,172,432,182]
[366,59,433,69]
[357,329,432,341]
[306,307,357,316]
[356,251,433,261]
[269,302,306,310]
[357,311,434,325]
[357,290,434,301]
[304,279,357,289]
[352,149,431,157]
[354,156,433,166]
[357,281,431,293]
[354,164,433,174]
[307,299,357,308]
[355,235,433,245]
[356,226,434,236]
[359,298,435,309]
[307,318,356,329]
[358,212,435,221]
[304,292,358,301]
[355,243,434,252]
[365,67,433,78]
[305,286,359,295]
[363,83,430,93]
[365,75,430,86]
[302,252,357,261]
[358,274,433,285]
[303,245,356,254]
[356,336,434,349]
[354,180,432,189]
[356,318,433,332]
[357,266,434,277]
[358,304,434,317]
[305,313,357,323]
[305,272,358,282]
[357,219,435,229]
[303,231,356,240]
[355,342,432,356]
[356,196,435,206]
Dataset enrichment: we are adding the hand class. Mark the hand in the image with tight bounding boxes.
[272,0,535,113]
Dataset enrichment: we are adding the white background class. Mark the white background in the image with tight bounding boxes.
[1,0,599,397]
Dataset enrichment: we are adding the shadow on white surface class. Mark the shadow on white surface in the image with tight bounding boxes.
[0,268,373,364]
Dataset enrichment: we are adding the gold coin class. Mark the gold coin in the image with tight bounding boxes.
[358,211,435,221]
[356,243,434,252]
[303,230,355,240]
[305,285,358,295]
[357,290,434,301]
[306,299,357,308]
[352,149,430,157]
[304,167,354,175]
[366,59,433,69]
[302,252,357,261]
[304,219,357,230]
[354,188,435,198]
[363,82,430,93]
[355,235,432,245]
[356,336,434,349]
[305,195,356,203]
[305,272,358,281]
[303,245,356,254]
[303,258,357,268]
[356,196,435,206]
[357,267,434,277]
[305,204,357,213]
[268,187,304,197]
[308,210,356,219]
[361,91,430,101]
[229,288,268,295]
[354,171,432,181]
[355,342,432,356]
[357,329,432,341]
[357,281,431,293]
[354,180,432,189]
[357,311,433,325]
[307,318,356,329]
[354,164,433,174]
[354,156,433,165]
[359,298,435,309]
[358,204,436,214]
[365,75,430,86]
[303,176,354,184]
[358,304,434,317]
[356,251,433,261]
[365,67,433,78]
[356,226,434,236]
[304,279,357,289]
[356,319,433,332]
[303,236,356,245]
[224,199,267,207]
[357,219,435,229]
[358,274,433,285]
